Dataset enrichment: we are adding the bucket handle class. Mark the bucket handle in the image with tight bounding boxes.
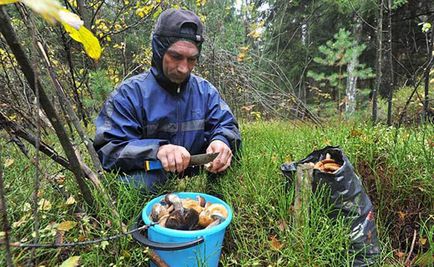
[131,216,204,251]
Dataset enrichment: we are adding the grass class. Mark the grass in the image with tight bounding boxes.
[1,120,433,266]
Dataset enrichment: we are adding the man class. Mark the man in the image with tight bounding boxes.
[93,8,241,191]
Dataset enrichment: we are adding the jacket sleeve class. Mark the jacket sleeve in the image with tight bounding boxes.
[93,86,168,172]
[205,83,242,155]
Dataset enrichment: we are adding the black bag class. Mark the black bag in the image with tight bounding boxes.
[281,146,380,267]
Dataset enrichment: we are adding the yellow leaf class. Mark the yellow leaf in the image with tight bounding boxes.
[4,158,14,168]
[59,256,80,267]
[270,235,283,250]
[398,211,406,220]
[58,9,83,29]
[22,202,31,212]
[57,221,77,232]
[65,196,76,205]
[62,23,102,60]
[12,214,30,228]
[38,199,52,211]
[0,0,19,4]
[21,0,63,24]
[0,231,5,238]
[419,237,427,246]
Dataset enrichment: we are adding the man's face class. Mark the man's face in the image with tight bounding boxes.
[162,40,199,84]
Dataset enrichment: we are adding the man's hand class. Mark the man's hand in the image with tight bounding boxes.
[206,140,232,173]
[157,144,190,173]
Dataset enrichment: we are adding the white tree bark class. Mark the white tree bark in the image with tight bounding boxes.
[346,15,363,116]
[346,56,358,115]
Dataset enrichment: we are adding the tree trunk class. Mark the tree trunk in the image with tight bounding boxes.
[386,0,394,126]
[346,14,363,117]
[372,0,384,123]
[0,7,95,209]
[423,22,433,122]
[76,0,92,30]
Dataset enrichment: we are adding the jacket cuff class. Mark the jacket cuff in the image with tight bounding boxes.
[211,135,231,149]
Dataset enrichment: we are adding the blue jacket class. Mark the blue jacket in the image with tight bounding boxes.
[94,67,241,172]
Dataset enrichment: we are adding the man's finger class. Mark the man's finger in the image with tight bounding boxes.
[167,153,176,172]
[182,151,190,170]
[174,152,185,173]
[160,155,170,172]
[216,156,232,173]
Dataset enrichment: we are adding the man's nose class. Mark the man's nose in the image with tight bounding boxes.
[177,59,189,74]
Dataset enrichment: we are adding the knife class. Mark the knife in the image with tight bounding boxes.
[144,152,219,171]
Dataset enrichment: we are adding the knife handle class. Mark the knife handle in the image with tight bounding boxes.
[144,160,163,171]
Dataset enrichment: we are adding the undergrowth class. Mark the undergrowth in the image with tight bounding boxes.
[0,120,433,266]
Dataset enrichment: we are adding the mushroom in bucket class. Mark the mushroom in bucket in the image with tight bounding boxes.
[150,193,228,230]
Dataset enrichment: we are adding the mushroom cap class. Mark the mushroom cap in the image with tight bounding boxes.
[207,203,228,219]
[182,198,204,214]
[150,203,169,222]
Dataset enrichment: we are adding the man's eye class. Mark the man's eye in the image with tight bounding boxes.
[188,57,197,63]
[171,54,183,60]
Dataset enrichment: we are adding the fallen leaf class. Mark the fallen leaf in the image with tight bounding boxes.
[270,235,283,250]
[419,237,427,246]
[395,250,406,259]
[350,129,363,137]
[12,214,30,228]
[78,234,86,242]
[59,256,80,267]
[54,175,66,185]
[38,199,52,211]
[4,158,14,167]
[65,196,76,205]
[397,211,406,221]
[57,221,77,232]
[100,240,109,250]
[22,202,31,212]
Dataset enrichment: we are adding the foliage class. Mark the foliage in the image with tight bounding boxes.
[377,84,434,125]
[307,28,374,102]
[83,69,115,112]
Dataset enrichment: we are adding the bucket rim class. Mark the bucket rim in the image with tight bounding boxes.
[142,192,233,237]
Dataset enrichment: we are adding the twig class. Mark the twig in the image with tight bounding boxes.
[405,229,417,266]
[149,250,169,267]
[0,224,151,248]
[100,3,161,39]
[0,145,14,267]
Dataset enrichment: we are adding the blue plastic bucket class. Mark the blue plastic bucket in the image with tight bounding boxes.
[142,192,233,267]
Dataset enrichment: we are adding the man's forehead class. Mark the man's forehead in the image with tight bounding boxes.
[167,40,199,54]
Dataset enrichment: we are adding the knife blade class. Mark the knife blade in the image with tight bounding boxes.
[144,152,219,171]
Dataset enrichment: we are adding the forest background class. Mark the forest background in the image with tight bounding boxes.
[0,0,433,266]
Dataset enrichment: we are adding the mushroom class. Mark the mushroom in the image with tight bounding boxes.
[165,208,199,230]
[164,193,183,213]
[182,198,204,214]
[207,204,228,219]
[183,208,199,230]
[158,214,170,227]
[150,203,169,222]
[165,210,184,230]
[196,195,206,207]
[198,203,228,228]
